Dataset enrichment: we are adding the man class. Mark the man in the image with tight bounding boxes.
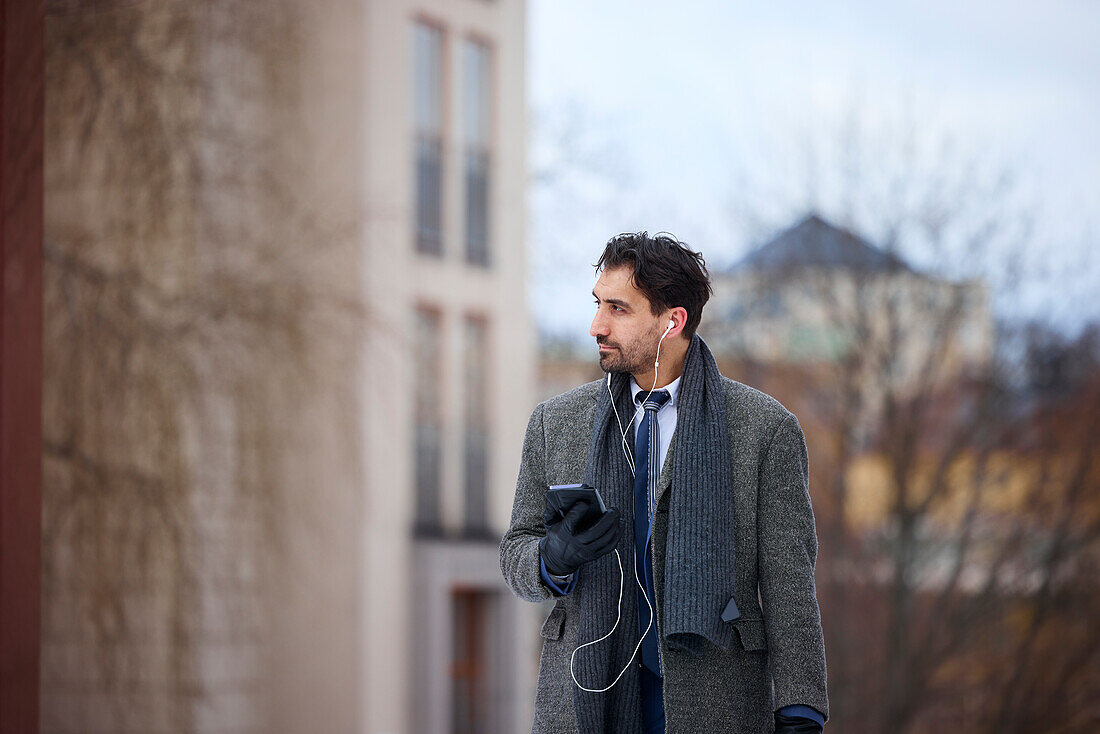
[500,232,828,733]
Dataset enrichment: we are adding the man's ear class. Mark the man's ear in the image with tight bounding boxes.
[668,306,689,338]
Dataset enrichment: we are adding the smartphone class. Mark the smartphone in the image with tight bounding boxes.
[546,483,607,530]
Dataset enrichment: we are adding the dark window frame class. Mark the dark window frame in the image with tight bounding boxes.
[461,37,493,268]
[412,19,446,257]
[413,304,445,534]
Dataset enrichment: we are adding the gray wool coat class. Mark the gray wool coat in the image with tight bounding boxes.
[500,376,829,733]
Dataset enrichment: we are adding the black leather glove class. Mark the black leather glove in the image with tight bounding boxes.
[774,711,823,733]
[538,499,621,576]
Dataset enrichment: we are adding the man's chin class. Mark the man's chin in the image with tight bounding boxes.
[598,352,629,374]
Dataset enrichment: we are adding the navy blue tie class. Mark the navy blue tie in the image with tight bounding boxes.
[634,389,670,676]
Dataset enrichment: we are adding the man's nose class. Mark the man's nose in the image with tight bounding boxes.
[590,310,608,338]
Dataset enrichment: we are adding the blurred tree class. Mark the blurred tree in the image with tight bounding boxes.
[42,1,365,732]
[528,100,643,341]
[710,112,1100,733]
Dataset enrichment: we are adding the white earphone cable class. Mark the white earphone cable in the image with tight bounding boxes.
[570,318,673,692]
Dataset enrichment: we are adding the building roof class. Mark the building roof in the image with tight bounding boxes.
[732,214,914,274]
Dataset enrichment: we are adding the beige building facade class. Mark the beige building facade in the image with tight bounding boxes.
[361,1,536,732]
[42,0,534,732]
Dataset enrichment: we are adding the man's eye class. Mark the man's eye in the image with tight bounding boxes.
[594,299,623,313]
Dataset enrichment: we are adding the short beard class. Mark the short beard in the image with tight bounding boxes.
[597,323,663,376]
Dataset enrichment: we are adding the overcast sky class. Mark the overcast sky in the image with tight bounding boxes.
[527,0,1100,340]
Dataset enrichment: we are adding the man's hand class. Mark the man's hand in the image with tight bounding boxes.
[774,711,823,733]
[538,499,621,576]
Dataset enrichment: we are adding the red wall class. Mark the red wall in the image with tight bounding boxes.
[0,0,43,731]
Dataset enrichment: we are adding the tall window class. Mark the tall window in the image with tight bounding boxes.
[462,316,490,534]
[462,39,491,267]
[451,589,490,733]
[414,306,444,532]
[413,22,444,256]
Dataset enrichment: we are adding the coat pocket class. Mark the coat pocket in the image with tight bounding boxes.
[540,604,566,640]
[731,617,767,651]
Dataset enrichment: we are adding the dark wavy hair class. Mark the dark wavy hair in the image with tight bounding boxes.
[595,231,712,338]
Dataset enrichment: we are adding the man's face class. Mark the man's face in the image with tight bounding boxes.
[589,266,666,375]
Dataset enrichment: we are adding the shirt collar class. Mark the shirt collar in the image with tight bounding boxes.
[629,374,681,408]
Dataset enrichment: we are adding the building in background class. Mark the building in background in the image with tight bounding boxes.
[538,215,993,413]
[363,1,535,732]
[702,214,993,393]
[41,0,533,733]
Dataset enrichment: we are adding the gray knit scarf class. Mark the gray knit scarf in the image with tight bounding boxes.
[574,335,738,732]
